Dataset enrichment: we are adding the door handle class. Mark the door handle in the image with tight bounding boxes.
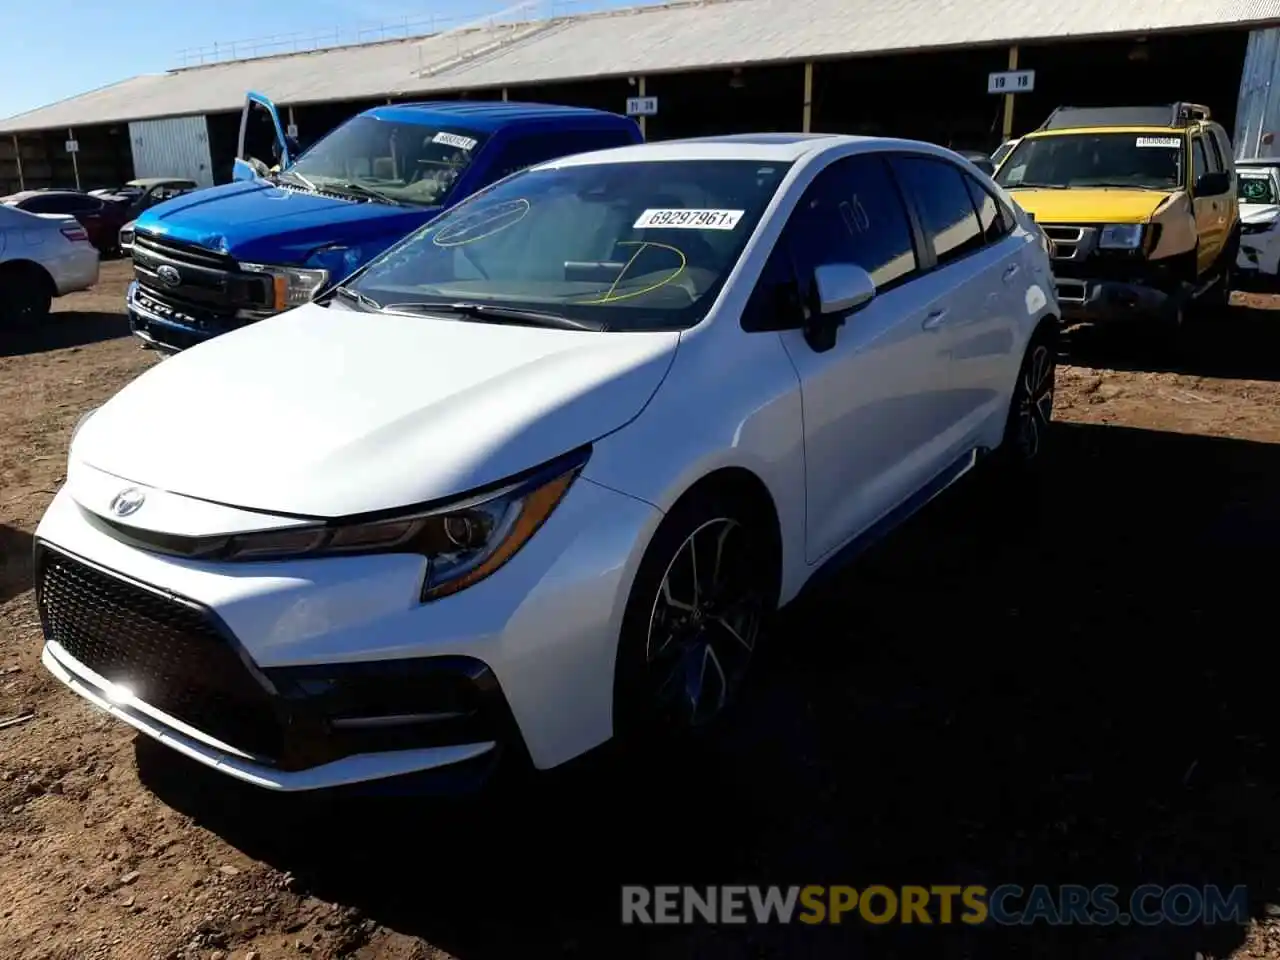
[922,308,948,330]
[1003,264,1020,281]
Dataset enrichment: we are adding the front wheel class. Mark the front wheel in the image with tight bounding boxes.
[0,264,53,325]
[613,493,773,741]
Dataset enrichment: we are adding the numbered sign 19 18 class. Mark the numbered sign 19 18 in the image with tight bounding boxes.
[987,69,1036,95]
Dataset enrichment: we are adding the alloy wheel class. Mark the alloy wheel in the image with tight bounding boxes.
[1015,344,1055,460]
[645,518,763,728]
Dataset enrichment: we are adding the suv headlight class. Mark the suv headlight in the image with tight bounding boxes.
[96,447,590,601]
[1099,224,1144,250]
[238,261,329,310]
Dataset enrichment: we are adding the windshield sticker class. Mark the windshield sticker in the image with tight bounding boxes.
[432,198,530,247]
[432,132,478,151]
[633,208,744,230]
[1136,137,1181,148]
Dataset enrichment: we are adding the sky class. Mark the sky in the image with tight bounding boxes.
[0,0,636,121]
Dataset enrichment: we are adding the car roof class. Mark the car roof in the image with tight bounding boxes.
[539,133,959,168]
[1023,125,1188,139]
[364,100,633,132]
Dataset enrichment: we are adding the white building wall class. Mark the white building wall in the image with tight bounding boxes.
[127,115,214,186]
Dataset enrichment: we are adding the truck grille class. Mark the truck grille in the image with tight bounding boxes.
[36,545,285,762]
[131,230,272,317]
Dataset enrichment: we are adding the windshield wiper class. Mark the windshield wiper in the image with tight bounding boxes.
[1080,182,1165,190]
[383,300,604,331]
[332,181,403,205]
[1008,181,1069,189]
[331,286,382,310]
[274,168,317,192]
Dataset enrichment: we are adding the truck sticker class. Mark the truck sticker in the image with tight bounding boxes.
[433,132,478,151]
[633,209,744,230]
[1136,137,1181,148]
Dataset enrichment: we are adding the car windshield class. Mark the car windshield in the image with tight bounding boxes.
[345,158,793,331]
[994,132,1184,190]
[1239,173,1278,205]
[288,116,488,208]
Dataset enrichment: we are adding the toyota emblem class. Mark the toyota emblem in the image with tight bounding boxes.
[109,487,145,518]
[156,264,181,287]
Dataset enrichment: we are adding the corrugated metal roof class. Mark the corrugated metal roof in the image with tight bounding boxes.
[5,0,1280,134]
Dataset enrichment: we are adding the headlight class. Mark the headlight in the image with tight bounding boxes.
[238,261,329,310]
[98,447,590,601]
[1098,224,1144,250]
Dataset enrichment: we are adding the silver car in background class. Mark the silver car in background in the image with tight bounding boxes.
[0,203,100,324]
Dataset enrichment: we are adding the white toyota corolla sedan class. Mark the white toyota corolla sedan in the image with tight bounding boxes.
[35,134,1059,792]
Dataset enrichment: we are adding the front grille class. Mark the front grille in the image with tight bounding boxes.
[131,230,272,316]
[36,546,285,761]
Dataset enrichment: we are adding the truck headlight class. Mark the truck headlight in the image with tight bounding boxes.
[1099,224,1144,250]
[238,261,329,310]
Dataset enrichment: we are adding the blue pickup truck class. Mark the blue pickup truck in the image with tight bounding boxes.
[125,93,643,352]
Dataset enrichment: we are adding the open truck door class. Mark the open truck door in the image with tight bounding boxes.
[234,91,291,181]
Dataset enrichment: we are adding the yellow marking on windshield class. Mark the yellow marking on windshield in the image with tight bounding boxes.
[580,240,687,304]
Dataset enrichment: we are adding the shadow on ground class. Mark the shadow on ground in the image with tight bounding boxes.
[0,525,34,605]
[1065,297,1280,381]
[137,421,1280,959]
[1,311,129,358]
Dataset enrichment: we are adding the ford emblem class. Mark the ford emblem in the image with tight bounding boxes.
[109,487,145,518]
[156,264,181,287]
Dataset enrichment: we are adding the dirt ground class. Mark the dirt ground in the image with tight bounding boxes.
[7,260,1280,959]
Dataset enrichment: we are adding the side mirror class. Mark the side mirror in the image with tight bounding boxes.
[1195,171,1231,197]
[805,263,876,352]
[232,158,259,182]
[814,262,876,315]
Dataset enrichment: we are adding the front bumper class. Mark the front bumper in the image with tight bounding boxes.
[127,282,233,354]
[35,470,661,791]
[1053,276,1182,323]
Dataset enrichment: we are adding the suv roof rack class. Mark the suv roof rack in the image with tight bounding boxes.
[1038,102,1211,131]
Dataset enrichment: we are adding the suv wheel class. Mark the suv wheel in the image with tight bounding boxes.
[613,492,772,740]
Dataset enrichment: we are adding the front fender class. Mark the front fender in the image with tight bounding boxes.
[581,324,810,604]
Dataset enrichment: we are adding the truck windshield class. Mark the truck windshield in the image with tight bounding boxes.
[344,158,793,331]
[994,132,1185,191]
[289,116,489,208]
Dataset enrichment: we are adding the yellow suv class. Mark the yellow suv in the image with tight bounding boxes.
[992,103,1239,326]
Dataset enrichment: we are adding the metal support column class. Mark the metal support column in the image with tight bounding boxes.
[637,76,647,138]
[12,134,23,191]
[501,87,509,101]
[1002,46,1019,141]
[802,62,814,133]
[67,127,80,190]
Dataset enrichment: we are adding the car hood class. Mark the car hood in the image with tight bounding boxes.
[72,302,680,518]
[1006,187,1176,223]
[133,179,436,264]
[1242,202,1280,224]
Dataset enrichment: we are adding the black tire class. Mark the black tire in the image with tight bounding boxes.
[612,490,775,743]
[997,323,1058,471]
[0,263,53,325]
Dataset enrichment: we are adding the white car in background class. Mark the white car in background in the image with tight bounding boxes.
[35,135,1059,793]
[1236,161,1280,284]
[0,203,99,324]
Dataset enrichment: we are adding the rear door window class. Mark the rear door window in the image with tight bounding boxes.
[891,155,985,265]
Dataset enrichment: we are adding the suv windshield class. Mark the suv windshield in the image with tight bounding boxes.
[345,158,793,331]
[994,132,1185,190]
[289,116,489,208]
[1239,173,1278,205]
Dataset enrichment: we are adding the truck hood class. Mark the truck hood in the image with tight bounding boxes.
[72,302,680,518]
[1006,187,1176,224]
[134,179,435,264]
[1242,202,1280,224]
